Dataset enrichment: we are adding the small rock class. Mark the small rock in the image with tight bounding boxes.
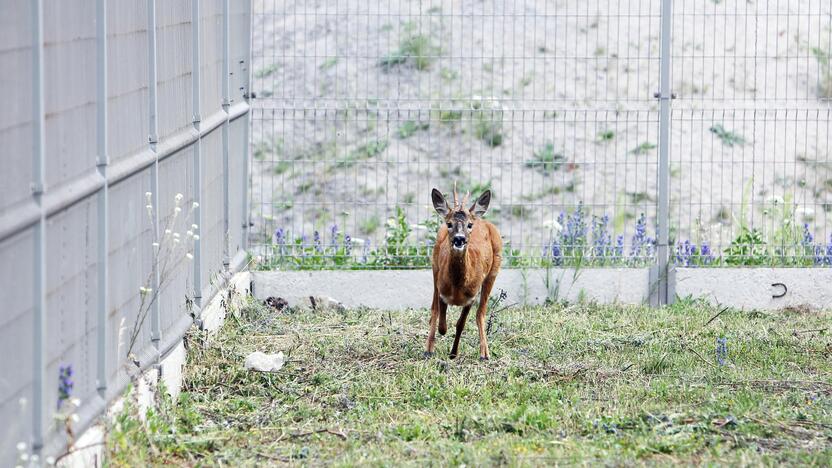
[244,351,285,372]
[265,296,289,311]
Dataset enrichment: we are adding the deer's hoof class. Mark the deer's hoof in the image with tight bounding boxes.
[479,356,489,362]
[423,351,435,359]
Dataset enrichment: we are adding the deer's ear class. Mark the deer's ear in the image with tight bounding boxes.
[431,188,450,217]
[470,190,491,217]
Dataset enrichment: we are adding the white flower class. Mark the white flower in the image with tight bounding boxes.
[186,230,194,237]
[192,202,200,209]
[175,193,184,202]
[71,414,80,422]
[165,229,172,235]
[544,218,563,232]
[152,242,160,248]
[46,456,56,465]
[19,454,29,461]
[70,398,81,407]
[191,224,198,230]
[173,238,180,244]
[193,234,200,240]
[173,232,180,239]
[174,206,182,214]
[31,455,39,463]
[16,442,25,452]
[145,191,152,201]
[186,253,194,260]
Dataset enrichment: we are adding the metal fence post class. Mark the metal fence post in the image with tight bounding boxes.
[656,0,674,306]
[241,0,252,253]
[95,0,110,396]
[31,0,47,453]
[222,0,231,269]
[147,0,161,347]
[192,0,203,307]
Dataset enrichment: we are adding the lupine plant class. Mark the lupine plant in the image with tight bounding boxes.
[262,200,832,269]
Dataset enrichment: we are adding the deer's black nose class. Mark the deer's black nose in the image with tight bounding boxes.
[452,235,466,248]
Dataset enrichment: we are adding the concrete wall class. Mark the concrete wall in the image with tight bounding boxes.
[0,1,252,464]
[253,268,832,312]
[252,268,654,309]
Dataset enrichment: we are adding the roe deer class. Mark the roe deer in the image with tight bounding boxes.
[425,185,502,360]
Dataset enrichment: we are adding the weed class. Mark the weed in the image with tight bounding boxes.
[379,35,439,71]
[397,120,430,139]
[598,130,615,142]
[630,141,657,155]
[526,143,566,174]
[335,140,389,169]
[255,63,279,79]
[709,124,746,147]
[473,110,504,147]
[320,56,338,70]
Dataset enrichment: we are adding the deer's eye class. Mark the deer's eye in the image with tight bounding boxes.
[446,223,452,229]
[467,223,473,229]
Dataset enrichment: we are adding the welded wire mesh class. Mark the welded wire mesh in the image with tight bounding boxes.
[670,0,832,267]
[250,0,662,269]
[250,0,832,269]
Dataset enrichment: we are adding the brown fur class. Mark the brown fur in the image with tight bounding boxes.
[425,188,502,360]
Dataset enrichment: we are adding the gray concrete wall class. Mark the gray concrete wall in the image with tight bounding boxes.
[252,268,654,309]
[0,1,252,464]
[253,268,832,312]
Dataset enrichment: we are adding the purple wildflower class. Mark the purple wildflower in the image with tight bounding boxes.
[592,214,612,259]
[613,235,624,261]
[551,240,562,265]
[716,337,728,366]
[330,224,339,250]
[344,234,352,256]
[313,230,323,253]
[675,240,696,267]
[362,239,371,264]
[700,242,714,265]
[58,365,73,409]
[630,213,648,260]
[274,228,287,256]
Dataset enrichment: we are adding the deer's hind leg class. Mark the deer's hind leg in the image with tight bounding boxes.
[425,286,440,357]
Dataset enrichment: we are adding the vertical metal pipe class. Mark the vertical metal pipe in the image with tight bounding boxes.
[31,0,47,452]
[147,0,161,345]
[656,0,674,306]
[241,0,252,253]
[95,0,109,396]
[222,0,231,268]
[192,0,203,307]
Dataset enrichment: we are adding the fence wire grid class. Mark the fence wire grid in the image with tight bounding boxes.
[250,0,832,270]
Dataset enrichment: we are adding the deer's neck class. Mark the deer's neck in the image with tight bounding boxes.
[448,250,470,288]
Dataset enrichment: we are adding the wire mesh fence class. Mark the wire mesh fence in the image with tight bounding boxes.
[250,0,832,270]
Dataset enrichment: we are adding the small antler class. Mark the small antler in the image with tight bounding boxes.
[453,181,459,209]
[461,191,471,208]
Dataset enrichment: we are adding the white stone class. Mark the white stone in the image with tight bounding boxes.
[244,351,285,372]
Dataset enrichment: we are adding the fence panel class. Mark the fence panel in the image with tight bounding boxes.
[0,0,251,463]
[250,1,664,269]
[669,0,832,267]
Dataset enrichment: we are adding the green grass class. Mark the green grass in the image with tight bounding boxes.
[107,298,832,466]
[598,130,615,142]
[320,56,339,70]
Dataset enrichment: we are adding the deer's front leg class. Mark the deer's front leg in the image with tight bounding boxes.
[476,275,498,360]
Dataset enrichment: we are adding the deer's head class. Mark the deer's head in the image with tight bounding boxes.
[431,185,491,253]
